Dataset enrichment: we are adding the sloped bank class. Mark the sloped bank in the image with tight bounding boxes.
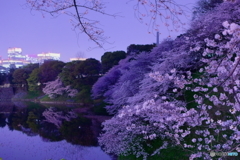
[11,90,84,105]
[11,90,110,121]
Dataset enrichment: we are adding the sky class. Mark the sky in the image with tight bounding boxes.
[0,0,197,62]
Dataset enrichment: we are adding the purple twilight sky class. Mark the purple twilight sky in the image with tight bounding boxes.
[0,0,197,62]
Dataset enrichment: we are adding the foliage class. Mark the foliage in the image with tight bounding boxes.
[39,60,65,85]
[7,68,15,85]
[27,68,41,92]
[127,44,155,55]
[59,61,80,89]
[79,58,101,78]
[60,58,101,90]
[24,91,42,99]
[23,63,40,72]
[12,63,39,90]
[0,73,6,85]
[11,61,64,92]
[74,86,92,104]
[98,1,240,159]
[101,51,126,73]
[13,68,28,86]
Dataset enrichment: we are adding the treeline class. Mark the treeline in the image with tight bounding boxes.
[2,44,155,110]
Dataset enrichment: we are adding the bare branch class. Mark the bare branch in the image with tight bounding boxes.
[26,0,118,48]
[26,0,189,47]
[131,0,191,34]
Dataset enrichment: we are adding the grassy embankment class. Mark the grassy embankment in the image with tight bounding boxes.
[12,90,108,115]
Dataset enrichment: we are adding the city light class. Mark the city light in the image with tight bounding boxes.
[0,48,61,72]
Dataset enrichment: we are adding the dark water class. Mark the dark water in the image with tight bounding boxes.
[0,102,112,160]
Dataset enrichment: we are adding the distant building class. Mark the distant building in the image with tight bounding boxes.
[0,48,62,71]
[38,52,60,64]
[26,54,39,64]
[7,48,26,60]
[70,58,86,61]
[1,59,30,68]
[0,48,30,70]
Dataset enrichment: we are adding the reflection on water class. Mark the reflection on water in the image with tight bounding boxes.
[0,102,112,160]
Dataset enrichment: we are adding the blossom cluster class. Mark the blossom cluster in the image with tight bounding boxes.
[43,77,78,99]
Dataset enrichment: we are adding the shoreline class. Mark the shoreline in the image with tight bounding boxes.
[11,99,111,123]
[11,98,85,105]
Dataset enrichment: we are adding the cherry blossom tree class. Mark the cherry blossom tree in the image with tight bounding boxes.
[104,51,162,114]
[92,52,155,114]
[43,76,78,99]
[98,1,240,159]
[91,58,128,100]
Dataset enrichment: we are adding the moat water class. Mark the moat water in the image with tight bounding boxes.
[0,102,112,160]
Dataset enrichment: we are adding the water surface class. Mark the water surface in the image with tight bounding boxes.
[0,102,112,160]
